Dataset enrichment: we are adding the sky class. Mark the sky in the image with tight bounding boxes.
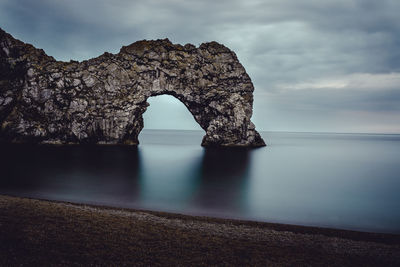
[1,0,400,133]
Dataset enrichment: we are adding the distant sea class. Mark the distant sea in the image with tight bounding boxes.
[1,130,400,234]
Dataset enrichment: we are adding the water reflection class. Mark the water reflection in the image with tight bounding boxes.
[191,148,251,215]
[0,143,252,215]
[0,145,141,203]
[1,130,400,234]
[137,145,203,210]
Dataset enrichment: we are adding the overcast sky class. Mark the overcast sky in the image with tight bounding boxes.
[1,0,400,133]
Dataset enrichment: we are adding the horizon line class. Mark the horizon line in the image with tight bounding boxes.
[142,129,400,135]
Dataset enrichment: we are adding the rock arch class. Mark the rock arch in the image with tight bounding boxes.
[0,28,265,147]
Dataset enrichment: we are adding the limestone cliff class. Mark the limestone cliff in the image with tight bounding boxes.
[0,28,265,147]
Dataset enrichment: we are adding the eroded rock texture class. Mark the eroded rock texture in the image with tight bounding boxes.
[0,28,265,146]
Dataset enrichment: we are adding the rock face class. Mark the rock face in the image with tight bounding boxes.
[0,28,265,147]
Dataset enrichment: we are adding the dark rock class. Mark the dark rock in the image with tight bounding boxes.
[0,28,265,147]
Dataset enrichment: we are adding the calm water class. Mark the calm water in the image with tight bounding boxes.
[1,130,400,234]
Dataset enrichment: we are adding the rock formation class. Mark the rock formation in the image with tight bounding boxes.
[0,28,265,147]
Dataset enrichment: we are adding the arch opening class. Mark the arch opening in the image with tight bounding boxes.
[138,94,204,145]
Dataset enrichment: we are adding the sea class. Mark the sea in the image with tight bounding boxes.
[1,130,399,234]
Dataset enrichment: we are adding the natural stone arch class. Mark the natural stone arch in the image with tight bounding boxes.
[0,28,265,147]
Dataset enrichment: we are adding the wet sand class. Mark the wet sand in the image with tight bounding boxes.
[1,195,399,266]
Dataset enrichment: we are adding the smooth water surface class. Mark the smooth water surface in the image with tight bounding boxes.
[1,130,400,234]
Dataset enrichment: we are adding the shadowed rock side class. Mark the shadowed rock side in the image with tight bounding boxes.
[0,28,265,147]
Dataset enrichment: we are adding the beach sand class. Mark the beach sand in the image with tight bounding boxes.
[1,194,399,266]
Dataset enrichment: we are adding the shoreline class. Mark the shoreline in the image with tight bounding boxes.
[1,194,400,265]
[3,193,400,244]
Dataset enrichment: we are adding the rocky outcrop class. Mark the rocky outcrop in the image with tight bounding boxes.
[0,28,265,147]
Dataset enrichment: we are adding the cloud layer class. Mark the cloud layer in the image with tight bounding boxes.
[1,0,399,132]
